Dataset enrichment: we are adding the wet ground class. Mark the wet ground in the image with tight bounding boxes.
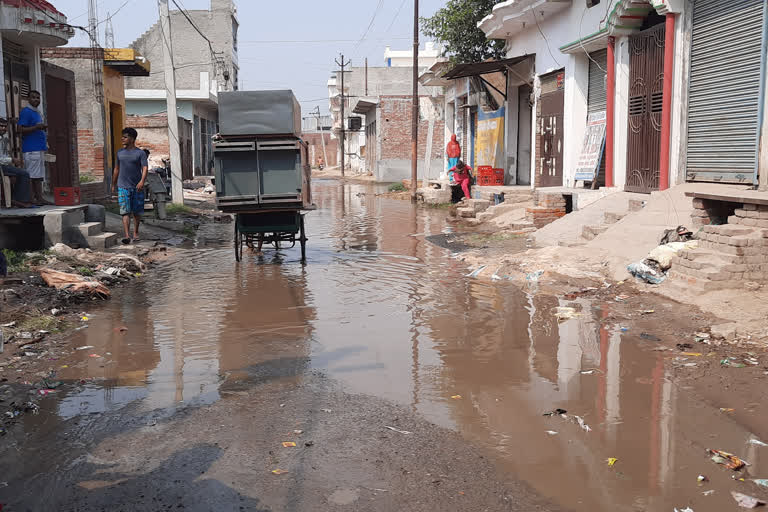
[1,179,768,511]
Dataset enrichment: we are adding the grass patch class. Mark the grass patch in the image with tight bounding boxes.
[423,202,452,209]
[166,203,195,216]
[181,225,197,238]
[75,266,94,277]
[388,183,406,192]
[78,174,99,184]
[465,232,524,245]
[18,315,61,333]
[2,249,29,273]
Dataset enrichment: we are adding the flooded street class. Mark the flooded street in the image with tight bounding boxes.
[2,179,767,511]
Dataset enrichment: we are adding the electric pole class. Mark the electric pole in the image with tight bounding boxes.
[411,0,419,201]
[335,54,350,178]
[312,106,328,170]
[158,0,184,204]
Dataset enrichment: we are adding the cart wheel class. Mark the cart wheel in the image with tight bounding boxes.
[299,214,307,262]
[234,223,241,262]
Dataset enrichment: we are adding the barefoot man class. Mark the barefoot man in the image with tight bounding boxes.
[111,127,148,244]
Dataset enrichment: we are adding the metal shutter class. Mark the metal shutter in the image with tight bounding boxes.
[587,49,607,113]
[686,0,765,183]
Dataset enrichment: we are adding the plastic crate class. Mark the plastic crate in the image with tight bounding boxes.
[492,168,504,176]
[477,165,492,173]
[53,187,80,206]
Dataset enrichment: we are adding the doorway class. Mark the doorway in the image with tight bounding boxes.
[537,70,564,187]
[625,23,665,193]
[44,75,73,188]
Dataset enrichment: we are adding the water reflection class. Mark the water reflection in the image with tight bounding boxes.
[16,180,768,511]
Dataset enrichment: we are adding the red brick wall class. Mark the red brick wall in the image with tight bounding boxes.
[379,96,445,162]
[77,128,106,180]
[302,132,338,167]
[126,113,193,180]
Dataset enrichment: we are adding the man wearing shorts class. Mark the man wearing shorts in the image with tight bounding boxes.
[111,127,148,244]
[17,90,47,205]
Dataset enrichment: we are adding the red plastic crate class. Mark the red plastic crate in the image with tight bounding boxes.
[477,165,492,173]
[492,168,504,176]
[53,187,80,206]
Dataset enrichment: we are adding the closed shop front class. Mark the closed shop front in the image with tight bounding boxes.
[686,0,765,183]
[587,49,607,187]
[536,69,565,187]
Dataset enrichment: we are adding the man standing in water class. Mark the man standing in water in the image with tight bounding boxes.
[111,127,148,244]
[17,90,47,204]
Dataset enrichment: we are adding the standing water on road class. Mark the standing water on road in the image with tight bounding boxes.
[2,180,766,511]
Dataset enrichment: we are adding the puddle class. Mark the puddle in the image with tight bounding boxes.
[6,180,767,511]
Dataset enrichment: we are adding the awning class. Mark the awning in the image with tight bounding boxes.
[104,48,151,76]
[442,54,533,80]
[352,97,378,114]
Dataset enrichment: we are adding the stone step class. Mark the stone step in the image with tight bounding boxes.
[457,207,475,218]
[603,212,625,224]
[628,199,647,212]
[87,232,118,249]
[582,224,609,240]
[475,211,494,222]
[78,221,103,237]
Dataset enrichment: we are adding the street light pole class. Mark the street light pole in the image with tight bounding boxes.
[410,0,419,202]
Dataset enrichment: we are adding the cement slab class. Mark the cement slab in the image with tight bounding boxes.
[0,205,86,218]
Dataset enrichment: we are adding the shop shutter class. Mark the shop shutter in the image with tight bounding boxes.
[686,0,765,183]
[587,49,608,113]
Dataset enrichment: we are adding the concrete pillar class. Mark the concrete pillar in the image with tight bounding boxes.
[563,53,589,187]
[670,4,692,187]
[606,37,616,188]
[658,13,677,191]
[0,37,6,119]
[613,36,631,190]
[506,83,519,184]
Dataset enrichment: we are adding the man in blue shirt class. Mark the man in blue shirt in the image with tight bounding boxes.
[111,127,148,244]
[17,90,47,205]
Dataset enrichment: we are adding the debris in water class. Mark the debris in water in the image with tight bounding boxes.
[731,491,765,508]
[674,507,694,512]
[708,449,746,470]
[282,442,297,448]
[554,307,578,322]
[748,439,768,447]
[640,333,661,341]
[545,430,558,436]
[752,479,768,488]
[607,458,618,466]
[575,416,592,433]
[543,408,567,417]
[37,389,56,396]
[697,475,708,483]
[384,426,412,435]
[75,345,94,350]
[640,309,655,315]
[676,343,693,351]
[702,490,715,496]
[271,469,288,475]
[465,266,487,278]
[451,395,462,400]
[89,354,101,358]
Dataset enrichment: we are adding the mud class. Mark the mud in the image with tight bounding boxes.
[0,180,767,511]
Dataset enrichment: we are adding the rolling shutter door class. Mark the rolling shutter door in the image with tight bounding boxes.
[686,0,764,183]
[587,49,607,113]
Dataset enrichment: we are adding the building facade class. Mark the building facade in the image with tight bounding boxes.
[465,0,768,192]
[125,0,238,177]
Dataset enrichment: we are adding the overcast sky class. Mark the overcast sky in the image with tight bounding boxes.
[55,0,445,114]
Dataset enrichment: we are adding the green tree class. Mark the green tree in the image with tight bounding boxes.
[421,0,505,64]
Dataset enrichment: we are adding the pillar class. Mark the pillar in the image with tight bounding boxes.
[606,36,616,188]
[659,13,676,191]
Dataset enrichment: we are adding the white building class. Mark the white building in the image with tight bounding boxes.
[384,42,442,68]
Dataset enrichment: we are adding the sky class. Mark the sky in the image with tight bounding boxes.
[55,0,446,114]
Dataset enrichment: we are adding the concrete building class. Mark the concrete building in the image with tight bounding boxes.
[125,0,238,177]
[301,115,338,168]
[384,41,442,68]
[465,0,768,193]
[328,61,445,182]
[40,47,151,199]
[1,0,75,190]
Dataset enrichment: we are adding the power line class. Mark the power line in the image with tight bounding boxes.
[529,8,561,68]
[239,37,410,45]
[355,0,386,49]
[578,5,605,73]
[386,0,409,34]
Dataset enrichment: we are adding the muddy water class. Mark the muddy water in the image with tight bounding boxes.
[25,180,768,510]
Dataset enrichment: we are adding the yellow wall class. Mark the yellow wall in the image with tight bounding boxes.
[103,66,126,172]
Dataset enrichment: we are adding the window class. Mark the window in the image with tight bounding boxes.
[587,0,600,6]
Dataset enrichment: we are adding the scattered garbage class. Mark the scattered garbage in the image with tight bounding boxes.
[720,408,735,413]
[75,345,94,350]
[465,266,486,278]
[543,408,567,417]
[575,416,592,433]
[640,333,661,342]
[554,307,579,322]
[708,449,747,470]
[640,309,655,315]
[271,469,288,475]
[580,370,596,375]
[659,226,695,245]
[697,475,708,483]
[752,479,768,489]
[304,441,314,447]
[526,270,544,283]
[282,442,297,448]
[545,430,558,435]
[39,269,110,299]
[702,490,715,496]
[293,430,303,435]
[627,261,666,284]
[676,343,693,351]
[607,458,618,466]
[731,491,765,508]
[451,395,462,400]
[748,439,768,447]
[384,426,412,435]
[694,333,711,343]
[674,507,694,512]
[681,352,703,357]
[721,358,747,368]
[1,322,16,328]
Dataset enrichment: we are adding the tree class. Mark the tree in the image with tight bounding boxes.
[421,0,506,65]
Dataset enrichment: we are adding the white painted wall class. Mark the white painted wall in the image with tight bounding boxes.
[670,8,691,186]
[613,36,631,190]
[563,52,589,187]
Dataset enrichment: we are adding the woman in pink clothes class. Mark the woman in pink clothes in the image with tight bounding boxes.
[449,160,473,199]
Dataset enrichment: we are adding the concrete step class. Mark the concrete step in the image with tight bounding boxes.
[582,224,609,241]
[78,221,103,237]
[628,199,647,212]
[509,221,536,231]
[476,211,494,222]
[457,207,476,218]
[603,211,625,224]
[87,232,118,249]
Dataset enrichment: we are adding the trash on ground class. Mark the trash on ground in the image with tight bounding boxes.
[293,429,303,435]
[451,395,462,400]
[752,479,768,488]
[575,415,592,433]
[695,332,711,343]
[748,439,768,447]
[640,333,661,341]
[731,491,765,508]
[640,309,655,315]
[702,490,715,496]
[681,352,703,357]
[304,441,314,447]
[384,426,412,435]
[659,226,695,245]
[697,475,708,483]
[320,408,331,413]
[543,408,567,417]
[526,270,544,283]
[607,458,618,466]
[39,269,110,299]
[465,266,486,278]
[677,343,694,351]
[554,306,579,322]
[271,469,288,475]
[720,408,735,413]
[545,430,558,435]
[89,354,101,358]
[0,322,16,328]
[674,507,694,512]
[75,345,94,350]
[708,449,747,470]
[282,442,297,448]
[37,389,56,396]
[580,370,596,375]
[627,261,666,284]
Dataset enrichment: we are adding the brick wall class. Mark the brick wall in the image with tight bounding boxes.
[526,191,566,228]
[302,132,339,167]
[125,113,193,180]
[379,96,445,162]
[77,128,106,179]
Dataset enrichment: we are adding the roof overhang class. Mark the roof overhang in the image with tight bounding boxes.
[418,60,453,87]
[443,54,533,80]
[352,97,378,114]
[479,0,571,40]
[0,0,73,47]
[104,48,151,76]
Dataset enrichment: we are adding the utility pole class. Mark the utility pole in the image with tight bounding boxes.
[335,54,350,177]
[312,106,329,170]
[158,0,184,204]
[410,0,419,201]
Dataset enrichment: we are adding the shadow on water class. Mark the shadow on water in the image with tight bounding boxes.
[1,180,766,511]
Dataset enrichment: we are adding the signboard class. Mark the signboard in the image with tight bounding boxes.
[574,111,607,181]
[475,106,505,169]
